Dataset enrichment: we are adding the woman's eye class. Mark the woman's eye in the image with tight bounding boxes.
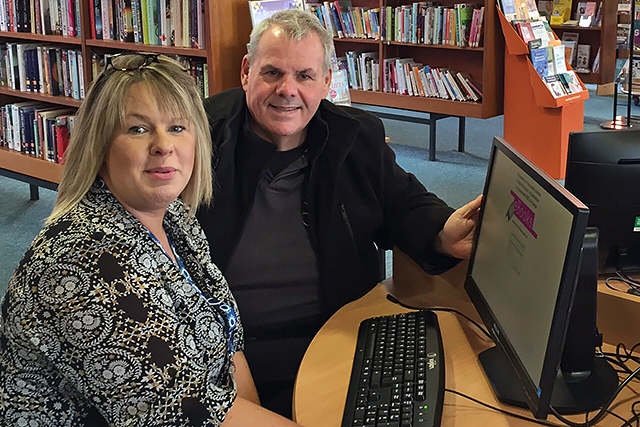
[169,125,186,133]
[128,126,146,134]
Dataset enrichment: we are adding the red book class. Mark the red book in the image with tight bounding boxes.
[55,114,72,164]
[89,0,97,39]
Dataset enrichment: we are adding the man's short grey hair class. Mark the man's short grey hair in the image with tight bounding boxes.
[247,9,335,74]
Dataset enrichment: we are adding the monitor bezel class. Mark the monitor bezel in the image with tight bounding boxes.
[564,128,640,274]
[464,137,590,419]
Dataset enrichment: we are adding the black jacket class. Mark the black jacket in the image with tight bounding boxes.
[197,88,459,322]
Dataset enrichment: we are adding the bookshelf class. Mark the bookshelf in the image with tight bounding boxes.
[550,0,619,84]
[311,0,505,158]
[0,0,252,199]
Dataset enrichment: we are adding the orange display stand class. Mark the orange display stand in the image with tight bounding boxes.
[499,12,588,179]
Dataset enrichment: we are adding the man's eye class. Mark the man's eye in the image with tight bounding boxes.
[266,70,279,76]
[299,74,311,81]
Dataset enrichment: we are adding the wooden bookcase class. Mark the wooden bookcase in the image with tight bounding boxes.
[550,0,619,84]
[329,0,505,120]
[0,0,252,197]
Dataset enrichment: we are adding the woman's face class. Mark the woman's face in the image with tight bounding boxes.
[100,82,196,220]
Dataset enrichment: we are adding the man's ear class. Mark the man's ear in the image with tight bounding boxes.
[323,68,333,97]
[240,55,250,90]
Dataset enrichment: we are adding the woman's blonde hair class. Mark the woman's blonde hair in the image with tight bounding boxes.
[48,53,212,223]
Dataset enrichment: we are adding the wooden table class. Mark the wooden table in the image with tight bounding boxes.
[293,250,640,426]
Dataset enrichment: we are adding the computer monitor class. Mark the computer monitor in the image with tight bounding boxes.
[564,128,640,274]
[464,137,617,420]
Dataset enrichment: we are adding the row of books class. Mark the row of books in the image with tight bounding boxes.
[1,43,86,101]
[0,44,210,99]
[0,0,81,36]
[306,1,485,47]
[0,101,76,164]
[0,0,206,49]
[88,0,206,48]
[340,51,483,101]
[87,53,211,98]
[539,0,603,27]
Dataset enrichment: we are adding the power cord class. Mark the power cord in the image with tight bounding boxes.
[549,365,640,427]
[385,294,492,340]
[604,272,640,296]
[444,388,564,427]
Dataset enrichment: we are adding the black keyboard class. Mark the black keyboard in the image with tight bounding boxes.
[341,311,445,427]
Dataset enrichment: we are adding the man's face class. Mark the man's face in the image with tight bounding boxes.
[241,27,331,150]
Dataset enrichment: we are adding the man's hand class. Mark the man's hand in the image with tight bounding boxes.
[434,195,482,260]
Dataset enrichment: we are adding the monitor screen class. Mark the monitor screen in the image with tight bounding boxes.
[465,137,589,419]
[564,128,640,274]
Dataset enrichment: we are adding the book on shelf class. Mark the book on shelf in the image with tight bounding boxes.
[499,0,519,21]
[537,0,554,17]
[531,45,550,77]
[578,1,596,26]
[248,0,304,28]
[591,46,600,73]
[617,23,631,50]
[550,0,573,25]
[574,43,591,72]
[561,31,579,66]
[543,74,567,97]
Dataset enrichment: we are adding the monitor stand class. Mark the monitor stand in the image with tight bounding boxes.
[479,228,619,415]
[479,346,618,414]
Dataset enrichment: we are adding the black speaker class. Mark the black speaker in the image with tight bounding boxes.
[560,227,602,378]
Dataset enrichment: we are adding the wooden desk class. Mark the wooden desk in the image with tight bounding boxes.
[293,250,640,426]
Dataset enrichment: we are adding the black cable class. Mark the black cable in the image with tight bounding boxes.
[444,388,565,426]
[385,294,492,339]
[550,365,640,427]
[604,275,640,294]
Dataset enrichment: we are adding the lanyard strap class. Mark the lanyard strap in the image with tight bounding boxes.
[148,231,238,353]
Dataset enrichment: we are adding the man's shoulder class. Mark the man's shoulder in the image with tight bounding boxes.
[319,100,382,129]
[203,88,245,120]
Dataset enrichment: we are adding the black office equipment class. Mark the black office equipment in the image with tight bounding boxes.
[341,311,445,427]
[564,128,640,274]
[465,137,618,420]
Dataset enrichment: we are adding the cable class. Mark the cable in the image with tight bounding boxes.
[444,388,565,426]
[385,294,492,339]
[549,365,640,427]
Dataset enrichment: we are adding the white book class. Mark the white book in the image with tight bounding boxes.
[101,0,112,39]
[170,0,182,46]
[159,0,168,45]
[0,0,7,31]
[182,0,190,47]
[16,44,37,92]
[552,44,567,74]
[68,50,80,100]
[37,46,46,94]
[77,51,85,99]
[575,44,591,72]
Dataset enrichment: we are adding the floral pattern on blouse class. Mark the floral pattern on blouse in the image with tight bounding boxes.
[0,180,244,426]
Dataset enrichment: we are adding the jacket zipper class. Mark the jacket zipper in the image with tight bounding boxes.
[340,202,356,243]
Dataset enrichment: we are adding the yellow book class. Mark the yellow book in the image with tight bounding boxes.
[550,0,572,25]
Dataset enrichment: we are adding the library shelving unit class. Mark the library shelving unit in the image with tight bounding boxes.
[550,0,618,84]
[329,0,505,160]
[0,0,252,199]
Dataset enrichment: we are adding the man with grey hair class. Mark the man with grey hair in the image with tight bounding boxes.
[197,9,481,418]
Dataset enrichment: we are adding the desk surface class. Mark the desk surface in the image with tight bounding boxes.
[293,250,640,426]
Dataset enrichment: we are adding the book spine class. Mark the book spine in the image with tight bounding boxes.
[77,51,85,99]
[66,0,75,36]
[55,116,70,164]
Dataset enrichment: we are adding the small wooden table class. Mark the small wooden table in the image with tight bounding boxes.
[293,250,640,426]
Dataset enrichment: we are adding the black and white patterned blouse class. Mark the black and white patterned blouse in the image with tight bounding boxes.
[0,180,244,426]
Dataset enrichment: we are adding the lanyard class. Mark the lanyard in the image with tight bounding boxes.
[148,231,238,353]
